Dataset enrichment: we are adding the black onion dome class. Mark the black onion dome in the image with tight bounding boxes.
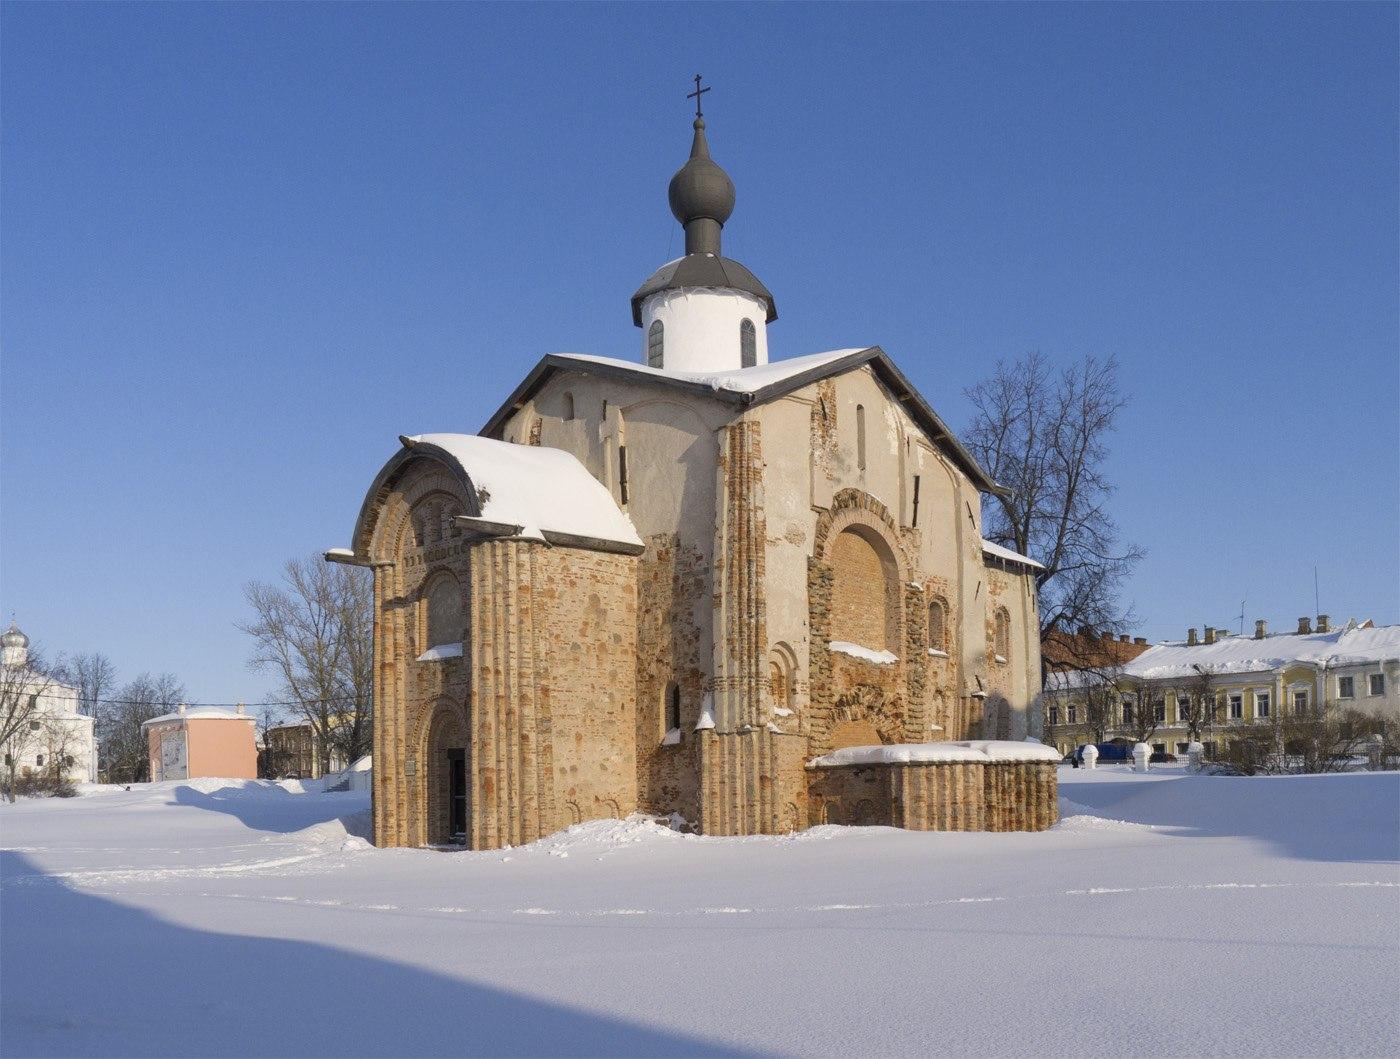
[667,118,735,227]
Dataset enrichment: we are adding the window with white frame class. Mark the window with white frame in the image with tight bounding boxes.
[1292,687,1310,714]
[1255,689,1271,718]
[1228,693,1243,720]
[1177,692,1191,723]
[1067,704,1079,724]
[1048,705,1060,726]
[1370,673,1386,697]
[1120,697,1134,726]
[1338,675,1355,699]
[1153,699,1166,723]
[1176,742,1190,755]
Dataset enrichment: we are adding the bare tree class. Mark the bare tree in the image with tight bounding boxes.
[1179,664,1222,744]
[68,652,117,725]
[1120,676,1161,744]
[965,352,1144,642]
[1079,668,1121,746]
[101,672,186,784]
[1,650,59,801]
[239,557,373,775]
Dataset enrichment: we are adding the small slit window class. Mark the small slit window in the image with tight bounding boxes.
[647,320,664,368]
[562,392,575,421]
[856,404,867,471]
[664,682,681,733]
[740,318,756,368]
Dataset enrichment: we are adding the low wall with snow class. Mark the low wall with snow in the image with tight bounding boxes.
[807,741,1060,832]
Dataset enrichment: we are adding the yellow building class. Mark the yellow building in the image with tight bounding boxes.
[1044,617,1400,758]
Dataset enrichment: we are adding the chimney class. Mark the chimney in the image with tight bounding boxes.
[1187,628,1198,646]
[1254,619,1268,640]
[1204,628,1216,645]
[178,703,187,716]
[1079,625,1094,639]
[1316,614,1330,633]
[1133,637,1147,646]
[1298,617,1312,634]
[1119,634,1130,643]
[1100,630,1115,642]
[236,702,246,716]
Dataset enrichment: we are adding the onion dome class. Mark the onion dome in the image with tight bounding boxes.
[631,99,777,327]
[2,621,28,650]
[668,118,735,250]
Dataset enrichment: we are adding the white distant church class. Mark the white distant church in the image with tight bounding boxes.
[1,622,98,784]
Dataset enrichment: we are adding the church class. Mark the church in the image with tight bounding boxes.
[329,94,1058,849]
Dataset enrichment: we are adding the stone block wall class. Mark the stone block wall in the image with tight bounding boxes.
[808,760,1058,832]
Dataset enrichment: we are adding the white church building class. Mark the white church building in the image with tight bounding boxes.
[1,622,98,784]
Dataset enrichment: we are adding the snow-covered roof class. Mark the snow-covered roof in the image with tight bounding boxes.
[1048,623,1400,685]
[409,434,642,549]
[142,706,254,728]
[551,349,867,397]
[981,539,1044,571]
[349,433,643,557]
[478,347,1004,495]
[809,739,1062,768]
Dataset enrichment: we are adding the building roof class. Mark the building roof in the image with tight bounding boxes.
[142,706,254,728]
[630,254,776,326]
[345,433,643,559]
[1124,623,1400,683]
[480,346,1003,495]
[1047,622,1400,689]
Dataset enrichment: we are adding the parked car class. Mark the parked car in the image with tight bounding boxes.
[1150,750,1178,764]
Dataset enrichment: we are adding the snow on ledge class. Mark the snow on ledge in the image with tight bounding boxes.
[981,538,1044,571]
[809,740,1062,768]
[828,641,899,665]
[661,728,682,746]
[417,644,464,662]
[694,695,716,732]
[927,648,949,658]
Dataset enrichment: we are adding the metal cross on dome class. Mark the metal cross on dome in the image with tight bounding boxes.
[687,74,710,118]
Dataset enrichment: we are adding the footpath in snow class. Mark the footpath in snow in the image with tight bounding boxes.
[2,767,1397,1057]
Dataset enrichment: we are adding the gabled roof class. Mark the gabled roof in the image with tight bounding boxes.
[481,347,1003,494]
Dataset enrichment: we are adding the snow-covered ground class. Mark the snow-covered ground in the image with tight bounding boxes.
[2,766,1397,1057]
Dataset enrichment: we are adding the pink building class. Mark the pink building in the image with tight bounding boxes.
[142,705,257,782]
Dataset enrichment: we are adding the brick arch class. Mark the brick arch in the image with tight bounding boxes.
[813,489,911,577]
[409,696,469,846]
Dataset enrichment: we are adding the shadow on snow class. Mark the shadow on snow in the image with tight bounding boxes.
[0,852,752,1058]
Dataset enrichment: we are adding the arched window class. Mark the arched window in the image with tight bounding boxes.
[426,577,463,649]
[740,318,756,368]
[768,644,796,716]
[562,392,575,421]
[829,527,898,651]
[994,608,1011,659]
[647,320,664,369]
[664,681,681,732]
[856,404,867,471]
[928,598,947,652]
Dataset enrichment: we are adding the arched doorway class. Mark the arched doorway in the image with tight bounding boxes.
[425,703,469,845]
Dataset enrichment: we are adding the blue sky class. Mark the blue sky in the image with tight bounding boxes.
[3,2,1396,705]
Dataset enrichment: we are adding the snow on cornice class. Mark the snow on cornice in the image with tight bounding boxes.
[981,539,1044,571]
[828,641,899,665]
